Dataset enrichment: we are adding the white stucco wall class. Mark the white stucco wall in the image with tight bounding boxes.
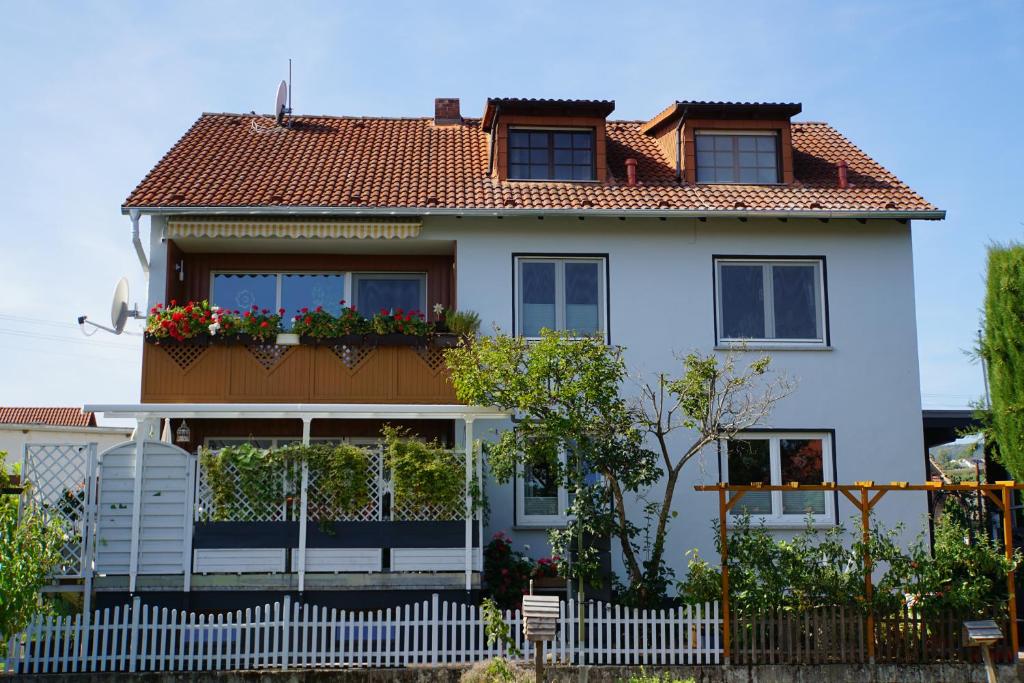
[0,425,133,469]
[428,215,927,582]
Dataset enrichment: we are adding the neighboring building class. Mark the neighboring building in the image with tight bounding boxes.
[0,407,132,468]
[81,96,941,610]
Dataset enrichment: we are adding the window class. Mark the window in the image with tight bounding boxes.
[352,273,426,316]
[722,432,834,525]
[211,271,426,328]
[516,460,570,527]
[515,257,606,339]
[695,132,779,184]
[508,129,595,181]
[715,258,826,345]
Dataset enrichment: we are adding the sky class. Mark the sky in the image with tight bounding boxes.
[0,0,1020,424]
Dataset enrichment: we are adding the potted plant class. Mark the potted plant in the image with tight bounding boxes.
[531,556,566,589]
[367,309,430,346]
[290,305,339,344]
[237,306,283,344]
[433,306,480,347]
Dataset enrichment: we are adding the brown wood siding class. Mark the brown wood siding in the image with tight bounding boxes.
[141,344,459,405]
[171,253,454,321]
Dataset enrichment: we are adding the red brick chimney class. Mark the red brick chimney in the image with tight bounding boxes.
[625,158,638,186]
[434,98,462,125]
[837,160,849,189]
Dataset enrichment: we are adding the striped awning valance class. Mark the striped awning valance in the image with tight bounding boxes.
[166,218,422,240]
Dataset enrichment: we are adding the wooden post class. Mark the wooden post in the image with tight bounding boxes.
[719,487,731,665]
[535,641,544,681]
[860,487,875,664]
[1001,484,1019,657]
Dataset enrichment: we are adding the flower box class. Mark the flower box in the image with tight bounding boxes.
[299,334,367,346]
[431,333,461,349]
[144,333,212,347]
[366,333,428,347]
[531,576,567,590]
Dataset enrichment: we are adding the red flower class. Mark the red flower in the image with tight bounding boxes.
[278,308,285,315]
[301,307,309,313]
[169,299,177,307]
[260,321,269,328]
[315,305,323,312]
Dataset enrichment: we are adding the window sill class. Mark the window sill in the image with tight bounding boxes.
[715,343,832,352]
[728,517,836,530]
[513,519,570,531]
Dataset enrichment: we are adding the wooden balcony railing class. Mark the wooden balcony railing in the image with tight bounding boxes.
[140,340,459,404]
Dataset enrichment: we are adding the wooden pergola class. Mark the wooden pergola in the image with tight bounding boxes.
[695,480,1024,664]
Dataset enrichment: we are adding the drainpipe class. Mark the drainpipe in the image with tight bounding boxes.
[674,105,689,183]
[129,208,150,277]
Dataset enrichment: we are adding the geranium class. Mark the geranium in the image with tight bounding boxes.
[533,556,561,579]
[145,300,216,342]
[290,304,338,338]
[238,305,282,342]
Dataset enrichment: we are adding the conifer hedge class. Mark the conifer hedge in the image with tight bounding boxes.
[982,243,1024,479]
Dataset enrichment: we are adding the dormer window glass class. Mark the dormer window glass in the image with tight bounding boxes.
[509,128,595,181]
[696,131,779,184]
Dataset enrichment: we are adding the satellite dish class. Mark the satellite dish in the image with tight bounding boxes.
[111,277,131,333]
[275,80,288,124]
[78,276,142,336]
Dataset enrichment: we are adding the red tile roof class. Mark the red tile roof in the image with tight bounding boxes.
[123,112,940,217]
[0,407,97,428]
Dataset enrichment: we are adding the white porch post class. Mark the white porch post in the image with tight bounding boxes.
[298,418,311,593]
[464,418,475,592]
[128,418,155,593]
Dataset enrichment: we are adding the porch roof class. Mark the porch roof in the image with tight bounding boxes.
[84,403,511,421]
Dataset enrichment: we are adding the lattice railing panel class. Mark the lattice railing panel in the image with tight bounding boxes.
[389,450,469,522]
[245,343,291,370]
[329,344,373,371]
[306,450,384,522]
[161,344,207,370]
[413,345,448,374]
[22,443,94,578]
[194,457,290,522]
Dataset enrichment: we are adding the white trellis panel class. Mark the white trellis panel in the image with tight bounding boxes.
[22,442,97,579]
[306,450,384,522]
[95,441,193,576]
[5,596,723,673]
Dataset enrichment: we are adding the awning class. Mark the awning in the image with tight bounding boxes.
[166,218,422,240]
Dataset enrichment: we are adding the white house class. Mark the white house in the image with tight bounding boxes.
[74,97,940,611]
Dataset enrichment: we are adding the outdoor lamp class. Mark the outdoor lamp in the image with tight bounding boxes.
[175,420,192,444]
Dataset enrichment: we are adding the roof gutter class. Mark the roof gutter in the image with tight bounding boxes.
[121,205,946,221]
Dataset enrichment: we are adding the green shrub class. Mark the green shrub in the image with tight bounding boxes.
[483,532,534,609]
[383,426,465,518]
[445,309,481,337]
[460,657,532,682]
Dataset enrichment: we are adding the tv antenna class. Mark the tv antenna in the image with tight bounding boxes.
[78,277,144,336]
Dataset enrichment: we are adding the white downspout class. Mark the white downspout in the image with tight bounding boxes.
[129,209,150,277]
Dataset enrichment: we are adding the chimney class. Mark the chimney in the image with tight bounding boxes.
[625,158,638,187]
[434,98,462,125]
[837,160,849,189]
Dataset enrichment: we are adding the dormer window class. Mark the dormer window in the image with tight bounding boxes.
[508,128,595,181]
[695,131,780,184]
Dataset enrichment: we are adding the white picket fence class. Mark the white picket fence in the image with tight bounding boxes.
[5,595,721,674]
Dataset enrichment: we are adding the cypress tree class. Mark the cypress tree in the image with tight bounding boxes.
[981,243,1024,479]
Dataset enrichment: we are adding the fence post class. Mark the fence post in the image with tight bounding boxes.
[5,634,18,674]
[431,594,439,664]
[128,596,141,673]
[282,595,291,671]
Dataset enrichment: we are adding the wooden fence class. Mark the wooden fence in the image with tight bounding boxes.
[730,605,1012,665]
[4,596,721,674]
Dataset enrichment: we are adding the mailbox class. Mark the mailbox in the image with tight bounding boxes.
[522,595,559,642]
[963,620,1003,647]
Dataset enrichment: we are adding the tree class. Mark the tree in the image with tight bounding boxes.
[979,243,1024,480]
[446,330,791,606]
[1,461,64,654]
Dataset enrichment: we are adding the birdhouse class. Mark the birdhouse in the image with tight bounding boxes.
[522,595,560,642]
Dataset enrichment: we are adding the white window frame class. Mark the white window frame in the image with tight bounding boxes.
[209,271,428,317]
[714,257,827,347]
[694,130,781,185]
[721,431,835,527]
[514,256,608,341]
[515,457,570,528]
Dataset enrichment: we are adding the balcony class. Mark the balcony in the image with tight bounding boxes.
[141,340,458,404]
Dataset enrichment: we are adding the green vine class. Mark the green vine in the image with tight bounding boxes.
[383,426,466,519]
[199,442,372,521]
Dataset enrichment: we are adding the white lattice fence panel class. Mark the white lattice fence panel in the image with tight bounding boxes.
[390,450,468,522]
[22,443,96,578]
[194,457,290,522]
[306,451,383,522]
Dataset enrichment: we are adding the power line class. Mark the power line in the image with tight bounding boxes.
[0,328,139,351]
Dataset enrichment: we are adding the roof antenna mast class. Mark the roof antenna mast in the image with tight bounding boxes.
[288,58,293,129]
[275,59,294,128]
